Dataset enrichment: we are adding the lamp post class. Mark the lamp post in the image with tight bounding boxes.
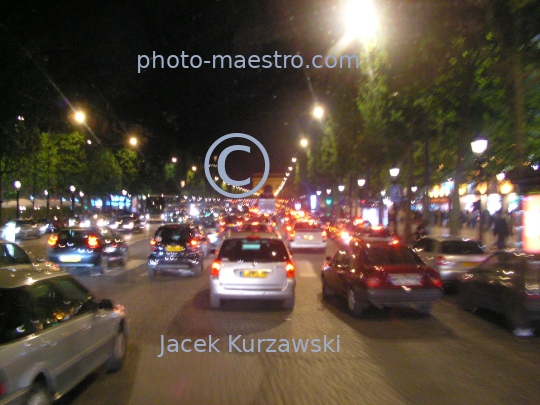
[122,189,127,212]
[79,191,84,214]
[69,185,76,212]
[471,137,488,244]
[44,189,50,219]
[14,181,21,219]
[389,167,400,235]
[357,179,366,217]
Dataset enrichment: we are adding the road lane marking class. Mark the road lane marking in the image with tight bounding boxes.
[295,260,318,278]
[105,259,147,276]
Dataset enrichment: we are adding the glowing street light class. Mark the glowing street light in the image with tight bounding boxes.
[389,167,400,178]
[343,0,379,43]
[129,137,138,146]
[192,166,197,172]
[292,157,297,163]
[338,185,345,192]
[172,157,177,163]
[74,111,86,123]
[313,105,324,120]
[288,166,293,171]
[69,185,76,211]
[471,137,488,156]
[300,138,309,148]
[357,179,366,187]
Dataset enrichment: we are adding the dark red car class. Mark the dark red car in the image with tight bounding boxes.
[322,239,443,316]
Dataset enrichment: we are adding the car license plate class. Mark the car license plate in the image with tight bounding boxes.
[303,234,314,240]
[241,270,268,278]
[389,274,421,286]
[59,255,81,263]
[166,246,184,252]
[461,262,477,267]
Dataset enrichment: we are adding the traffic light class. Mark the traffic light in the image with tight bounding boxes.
[325,198,332,206]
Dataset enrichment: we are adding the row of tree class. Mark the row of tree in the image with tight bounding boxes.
[302,0,540,240]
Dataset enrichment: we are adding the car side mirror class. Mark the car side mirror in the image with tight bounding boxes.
[98,299,114,310]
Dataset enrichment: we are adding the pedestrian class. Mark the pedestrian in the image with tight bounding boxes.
[493,211,509,250]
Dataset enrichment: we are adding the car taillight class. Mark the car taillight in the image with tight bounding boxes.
[286,262,295,278]
[211,260,221,276]
[429,276,443,288]
[365,277,380,288]
[286,225,292,232]
[220,220,225,226]
[190,239,199,247]
[321,230,327,238]
[436,256,450,266]
[341,231,350,240]
[88,235,100,249]
[47,234,58,247]
[290,231,295,238]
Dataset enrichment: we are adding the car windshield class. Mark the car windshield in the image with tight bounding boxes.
[362,245,424,266]
[155,227,193,244]
[440,241,484,255]
[218,238,289,262]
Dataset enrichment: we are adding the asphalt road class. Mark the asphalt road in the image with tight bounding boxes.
[18,226,540,405]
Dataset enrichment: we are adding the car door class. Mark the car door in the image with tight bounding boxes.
[332,250,353,295]
[51,276,116,376]
[24,278,89,395]
[468,254,502,310]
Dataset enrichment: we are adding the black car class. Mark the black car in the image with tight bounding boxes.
[459,250,540,334]
[147,224,207,277]
[47,227,129,274]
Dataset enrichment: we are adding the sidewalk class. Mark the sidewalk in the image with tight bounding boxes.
[395,220,517,249]
[426,225,518,249]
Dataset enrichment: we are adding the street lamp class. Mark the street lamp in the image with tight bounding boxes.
[389,168,400,235]
[172,157,177,163]
[357,179,366,217]
[69,185,76,212]
[14,181,21,219]
[471,136,489,244]
[74,110,86,123]
[312,105,324,120]
[300,138,309,148]
[292,157,297,163]
[192,166,197,172]
[44,189,50,219]
[338,185,345,192]
[122,189,127,211]
[129,137,138,147]
[343,0,379,43]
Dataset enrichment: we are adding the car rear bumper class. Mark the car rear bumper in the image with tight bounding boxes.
[358,287,443,307]
[148,255,202,272]
[437,267,473,282]
[210,278,295,300]
[47,252,101,267]
[289,240,327,249]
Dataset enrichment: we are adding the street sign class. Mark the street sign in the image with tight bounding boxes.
[389,185,402,203]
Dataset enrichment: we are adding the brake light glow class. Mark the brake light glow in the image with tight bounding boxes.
[430,276,443,288]
[190,239,199,247]
[47,234,58,247]
[211,261,221,276]
[322,230,327,238]
[286,225,292,232]
[365,277,380,288]
[436,256,450,266]
[286,262,295,278]
[88,235,100,249]
[220,220,225,226]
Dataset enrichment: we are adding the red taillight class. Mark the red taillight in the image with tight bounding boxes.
[321,230,327,238]
[430,276,443,288]
[220,220,225,226]
[47,234,58,247]
[286,262,295,278]
[290,231,295,239]
[365,277,380,288]
[88,235,100,249]
[190,239,199,247]
[211,260,221,276]
[436,256,450,266]
[286,225,292,232]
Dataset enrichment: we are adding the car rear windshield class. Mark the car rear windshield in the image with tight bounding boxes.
[362,245,424,266]
[218,238,289,262]
[362,228,391,238]
[441,241,484,255]
[155,227,194,244]
[294,222,321,230]
[57,229,95,244]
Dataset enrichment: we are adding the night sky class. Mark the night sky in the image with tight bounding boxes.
[1,0,363,179]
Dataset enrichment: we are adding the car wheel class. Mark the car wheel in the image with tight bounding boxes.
[192,261,202,277]
[416,302,432,315]
[121,249,129,267]
[209,293,221,309]
[105,326,127,372]
[27,381,52,405]
[458,285,476,312]
[283,295,295,309]
[507,301,530,331]
[347,287,365,317]
[322,278,334,299]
